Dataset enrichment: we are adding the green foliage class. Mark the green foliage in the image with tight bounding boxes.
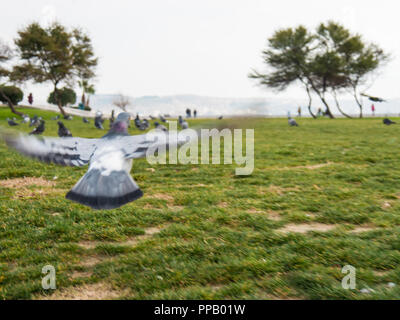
[0,86,23,105]
[47,87,76,106]
[250,21,388,118]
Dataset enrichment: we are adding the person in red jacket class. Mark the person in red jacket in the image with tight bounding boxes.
[371,104,375,116]
[28,93,33,105]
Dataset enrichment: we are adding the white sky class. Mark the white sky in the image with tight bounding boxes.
[1,0,399,103]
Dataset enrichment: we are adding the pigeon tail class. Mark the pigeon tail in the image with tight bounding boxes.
[66,169,143,210]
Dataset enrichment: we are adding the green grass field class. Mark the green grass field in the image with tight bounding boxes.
[1,106,400,300]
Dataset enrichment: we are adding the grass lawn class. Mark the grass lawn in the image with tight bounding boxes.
[1,106,400,299]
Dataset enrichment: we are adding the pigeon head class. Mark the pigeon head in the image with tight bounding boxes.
[57,121,64,127]
[109,112,131,134]
[154,121,160,127]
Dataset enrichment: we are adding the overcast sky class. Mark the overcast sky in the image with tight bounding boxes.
[1,0,399,103]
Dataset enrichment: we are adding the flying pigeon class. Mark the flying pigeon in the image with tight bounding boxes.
[383,118,396,125]
[57,121,73,137]
[361,93,386,103]
[83,117,90,123]
[29,120,45,135]
[7,118,19,126]
[2,112,191,210]
[178,116,189,129]
[154,121,168,132]
[288,118,299,127]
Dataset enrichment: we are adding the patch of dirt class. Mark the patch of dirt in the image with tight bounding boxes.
[79,256,103,267]
[151,193,174,202]
[218,202,228,208]
[277,162,334,171]
[145,168,155,172]
[0,177,56,188]
[0,177,64,199]
[247,208,282,221]
[167,205,184,211]
[277,223,336,234]
[382,201,392,209]
[350,226,377,234]
[38,282,130,300]
[71,271,93,279]
[259,185,299,196]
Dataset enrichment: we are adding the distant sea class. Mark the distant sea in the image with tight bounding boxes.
[31,94,400,117]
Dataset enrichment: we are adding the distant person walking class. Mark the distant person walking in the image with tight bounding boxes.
[28,93,33,105]
[371,104,375,116]
[297,106,301,117]
[194,109,197,118]
[186,108,191,118]
[317,108,322,117]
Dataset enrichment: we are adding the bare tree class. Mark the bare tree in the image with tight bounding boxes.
[113,94,131,112]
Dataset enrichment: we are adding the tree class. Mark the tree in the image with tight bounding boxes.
[12,22,97,117]
[78,79,95,107]
[248,26,336,118]
[0,40,24,116]
[249,22,388,118]
[113,94,130,112]
[47,87,76,107]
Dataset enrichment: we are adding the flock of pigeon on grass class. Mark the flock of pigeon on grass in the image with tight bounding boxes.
[1,111,197,210]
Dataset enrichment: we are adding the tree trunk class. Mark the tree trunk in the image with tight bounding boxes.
[353,92,363,118]
[54,86,67,117]
[305,86,316,119]
[306,77,335,118]
[0,90,24,117]
[333,91,353,118]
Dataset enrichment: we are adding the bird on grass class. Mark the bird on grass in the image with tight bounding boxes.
[7,118,19,126]
[288,117,299,127]
[109,110,115,128]
[21,115,30,124]
[138,119,150,131]
[57,121,72,137]
[64,115,73,120]
[159,115,167,123]
[383,118,396,125]
[178,116,189,129]
[29,120,45,135]
[82,117,90,124]
[2,112,191,210]
[154,121,168,132]
[218,116,223,120]
[30,115,40,127]
[95,112,104,130]
[50,115,60,121]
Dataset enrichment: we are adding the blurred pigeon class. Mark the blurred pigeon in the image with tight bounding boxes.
[178,115,189,129]
[21,114,30,124]
[51,115,60,121]
[138,119,149,131]
[29,120,45,135]
[218,116,223,120]
[383,118,396,125]
[154,121,168,132]
[159,115,167,123]
[134,114,141,129]
[361,93,386,103]
[149,115,156,120]
[82,117,90,123]
[30,115,39,127]
[95,112,104,130]
[64,115,73,120]
[288,117,299,127]
[7,118,19,126]
[57,121,72,137]
[2,112,192,210]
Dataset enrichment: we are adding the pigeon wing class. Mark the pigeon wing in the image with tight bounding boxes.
[4,133,98,167]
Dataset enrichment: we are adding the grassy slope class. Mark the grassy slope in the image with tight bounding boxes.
[1,106,400,299]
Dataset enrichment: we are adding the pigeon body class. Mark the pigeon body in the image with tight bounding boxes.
[159,115,167,123]
[83,117,90,123]
[57,121,73,137]
[30,115,39,127]
[7,118,19,126]
[288,118,298,127]
[218,116,223,120]
[383,118,396,125]
[178,116,189,129]
[3,112,190,210]
[21,115,30,124]
[29,120,45,135]
[95,114,104,130]
[154,121,168,132]
[51,115,60,121]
